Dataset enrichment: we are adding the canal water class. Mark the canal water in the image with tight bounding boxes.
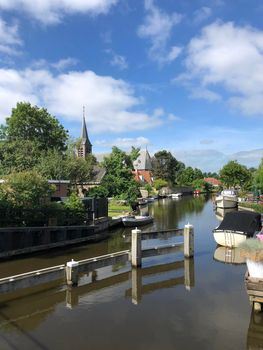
[0,196,260,350]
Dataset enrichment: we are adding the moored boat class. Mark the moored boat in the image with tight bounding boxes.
[122,215,154,227]
[213,211,262,247]
[171,193,182,199]
[215,189,238,209]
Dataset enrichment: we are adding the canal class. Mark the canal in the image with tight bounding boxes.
[0,195,260,350]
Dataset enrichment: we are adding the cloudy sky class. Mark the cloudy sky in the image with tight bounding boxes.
[0,0,263,171]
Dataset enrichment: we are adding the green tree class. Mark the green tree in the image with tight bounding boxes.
[192,179,212,192]
[66,154,96,187]
[95,146,139,203]
[6,102,68,152]
[35,149,68,180]
[254,159,263,193]
[177,167,203,186]
[219,160,252,190]
[0,140,41,175]
[0,171,54,208]
[152,150,184,184]
[153,178,168,190]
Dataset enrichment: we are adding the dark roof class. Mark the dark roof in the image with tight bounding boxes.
[81,116,92,146]
[217,211,262,236]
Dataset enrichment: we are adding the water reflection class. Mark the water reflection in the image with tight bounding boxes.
[214,207,238,221]
[0,256,195,330]
[247,309,263,349]
[214,246,246,265]
[0,196,255,350]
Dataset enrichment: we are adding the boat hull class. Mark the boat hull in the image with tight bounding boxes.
[122,216,153,227]
[215,195,238,209]
[213,230,247,247]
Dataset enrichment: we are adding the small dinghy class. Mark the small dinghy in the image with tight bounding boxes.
[122,215,154,227]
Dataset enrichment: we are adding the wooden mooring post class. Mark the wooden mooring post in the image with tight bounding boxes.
[66,259,79,286]
[131,227,142,267]
[184,223,194,258]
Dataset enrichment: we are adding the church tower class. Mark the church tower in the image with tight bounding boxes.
[77,107,92,158]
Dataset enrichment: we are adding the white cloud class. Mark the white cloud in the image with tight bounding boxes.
[0,17,22,55]
[95,137,150,149]
[51,58,78,71]
[31,57,78,71]
[180,21,263,116]
[137,0,182,64]
[105,49,128,70]
[0,0,118,24]
[168,113,181,121]
[174,148,263,172]
[0,67,162,133]
[190,87,221,102]
[193,7,212,24]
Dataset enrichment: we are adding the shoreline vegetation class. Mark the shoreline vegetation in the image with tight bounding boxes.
[108,200,131,217]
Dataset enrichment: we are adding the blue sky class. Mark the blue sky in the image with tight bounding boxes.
[0,0,263,172]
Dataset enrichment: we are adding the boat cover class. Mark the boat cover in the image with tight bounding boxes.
[216,211,262,236]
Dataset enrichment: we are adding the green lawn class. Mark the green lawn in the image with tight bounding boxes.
[108,201,131,217]
[239,202,263,213]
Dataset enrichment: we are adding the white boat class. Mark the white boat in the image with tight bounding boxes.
[171,193,182,199]
[213,211,262,247]
[122,215,154,227]
[215,189,238,208]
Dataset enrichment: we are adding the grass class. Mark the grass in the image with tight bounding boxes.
[239,202,263,213]
[108,201,131,217]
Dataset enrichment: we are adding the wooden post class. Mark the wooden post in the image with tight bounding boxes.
[131,268,142,305]
[253,302,262,312]
[66,259,79,286]
[184,223,194,258]
[184,257,195,291]
[131,228,142,267]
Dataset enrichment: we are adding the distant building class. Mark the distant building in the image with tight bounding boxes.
[204,177,221,187]
[77,165,106,197]
[77,111,92,158]
[48,180,70,200]
[133,149,154,185]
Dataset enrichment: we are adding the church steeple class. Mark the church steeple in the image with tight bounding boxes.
[78,106,92,158]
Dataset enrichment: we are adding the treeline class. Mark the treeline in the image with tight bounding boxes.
[0,102,96,226]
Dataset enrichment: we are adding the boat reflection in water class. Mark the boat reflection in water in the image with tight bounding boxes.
[213,246,246,264]
[214,207,238,221]
[247,309,263,349]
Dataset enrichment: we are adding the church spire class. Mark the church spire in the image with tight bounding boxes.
[81,106,88,141]
[77,106,92,158]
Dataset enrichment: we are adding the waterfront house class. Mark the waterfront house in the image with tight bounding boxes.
[133,149,154,185]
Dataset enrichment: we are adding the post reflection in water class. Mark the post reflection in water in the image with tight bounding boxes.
[247,309,263,350]
[0,196,259,350]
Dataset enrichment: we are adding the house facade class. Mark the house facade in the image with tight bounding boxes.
[133,149,154,185]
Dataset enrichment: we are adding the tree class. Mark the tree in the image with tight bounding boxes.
[153,178,168,190]
[66,154,96,187]
[177,167,203,186]
[95,147,139,203]
[192,179,212,192]
[6,102,68,152]
[219,160,252,190]
[0,140,41,175]
[254,159,263,193]
[35,149,68,180]
[152,150,183,184]
[0,171,54,208]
